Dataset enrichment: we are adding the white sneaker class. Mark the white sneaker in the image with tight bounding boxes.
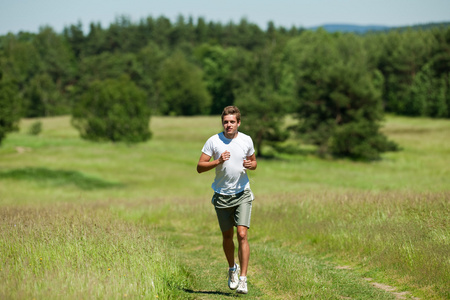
[228,264,240,290]
[236,277,248,294]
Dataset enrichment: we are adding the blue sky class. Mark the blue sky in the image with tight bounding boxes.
[1,0,449,35]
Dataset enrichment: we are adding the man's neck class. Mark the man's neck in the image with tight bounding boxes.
[224,131,238,139]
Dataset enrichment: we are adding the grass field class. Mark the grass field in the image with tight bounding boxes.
[0,115,449,299]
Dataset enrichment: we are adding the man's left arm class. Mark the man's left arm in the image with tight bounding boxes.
[243,153,257,170]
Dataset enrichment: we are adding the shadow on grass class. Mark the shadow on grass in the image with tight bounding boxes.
[183,289,236,297]
[256,143,316,161]
[0,167,123,190]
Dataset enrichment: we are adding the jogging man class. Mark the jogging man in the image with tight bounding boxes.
[197,106,257,294]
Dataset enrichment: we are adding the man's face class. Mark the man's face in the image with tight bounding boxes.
[222,114,240,138]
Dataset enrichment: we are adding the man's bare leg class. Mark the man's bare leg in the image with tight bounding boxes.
[237,225,249,276]
[222,227,235,267]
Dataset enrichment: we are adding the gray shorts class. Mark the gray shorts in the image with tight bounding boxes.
[212,189,254,232]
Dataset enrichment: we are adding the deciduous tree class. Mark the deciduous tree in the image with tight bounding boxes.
[195,44,237,114]
[72,76,151,143]
[157,51,211,115]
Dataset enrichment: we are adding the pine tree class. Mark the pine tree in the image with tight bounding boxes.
[284,30,397,160]
[0,74,22,145]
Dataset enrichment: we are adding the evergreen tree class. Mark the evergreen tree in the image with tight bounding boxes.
[169,15,195,47]
[153,16,172,49]
[236,87,290,157]
[195,17,208,44]
[235,18,265,50]
[63,22,85,59]
[406,28,450,118]
[104,16,144,53]
[375,29,436,114]
[0,74,22,145]
[285,30,397,160]
[406,65,430,116]
[234,42,292,157]
[428,27,450,117]
[85,22,106,55]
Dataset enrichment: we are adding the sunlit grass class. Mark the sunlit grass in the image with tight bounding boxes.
[0,203,189,299]
[1,115,449,204]
[251,191,450,299]
[115,188,448,299]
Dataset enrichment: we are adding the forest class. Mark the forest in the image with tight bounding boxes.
[0,15,449,158]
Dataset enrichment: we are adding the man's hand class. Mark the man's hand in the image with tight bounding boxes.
[243,159,252,169]
[243,154,257,170]
[219,150,230,163]
[197,151,230,174]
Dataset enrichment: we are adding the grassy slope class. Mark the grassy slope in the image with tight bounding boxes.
[1,115,449,201]
[0,115,449,299]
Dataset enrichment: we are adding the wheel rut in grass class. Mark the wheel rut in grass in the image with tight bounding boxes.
[161,227,266,299]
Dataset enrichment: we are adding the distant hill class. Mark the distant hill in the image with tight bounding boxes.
[309,22,450,34]
[309,24,389,33]
[395,22,450,31]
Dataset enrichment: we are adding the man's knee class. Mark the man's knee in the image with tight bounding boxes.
[237,226,248,241]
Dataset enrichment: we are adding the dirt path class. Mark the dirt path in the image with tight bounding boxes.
[364,278,419,300]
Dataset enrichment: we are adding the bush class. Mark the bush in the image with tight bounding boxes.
[330,120,399,160]
[28,121,42,135]
[72,76,151,143]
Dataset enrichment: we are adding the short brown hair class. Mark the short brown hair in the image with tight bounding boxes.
[221,106,241,122]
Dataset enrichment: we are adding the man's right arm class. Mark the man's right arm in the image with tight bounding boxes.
[197,151,229,173]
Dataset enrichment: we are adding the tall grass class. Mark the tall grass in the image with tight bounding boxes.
[115,189,449,298]
[0,203,189,299]
[251,191,450,298]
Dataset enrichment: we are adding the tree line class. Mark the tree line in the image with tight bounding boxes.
[0,15,449,159]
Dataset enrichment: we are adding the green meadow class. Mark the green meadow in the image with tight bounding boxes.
[0,115,449,299]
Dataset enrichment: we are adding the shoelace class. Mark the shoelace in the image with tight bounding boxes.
[228,269,238,282]
[238,280,246,289]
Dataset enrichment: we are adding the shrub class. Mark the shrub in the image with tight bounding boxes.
[28,121,42,135]
[72,76,151,143]
[330,120,399,160]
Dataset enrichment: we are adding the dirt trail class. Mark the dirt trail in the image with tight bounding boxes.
[364,278,419,300]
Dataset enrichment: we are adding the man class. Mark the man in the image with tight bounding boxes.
[197,105,257,294]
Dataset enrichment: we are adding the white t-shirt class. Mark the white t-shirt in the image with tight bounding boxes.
[202,132,255,195]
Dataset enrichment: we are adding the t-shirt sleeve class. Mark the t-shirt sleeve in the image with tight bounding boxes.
[247,136,255,156]
[202,137,214,157]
